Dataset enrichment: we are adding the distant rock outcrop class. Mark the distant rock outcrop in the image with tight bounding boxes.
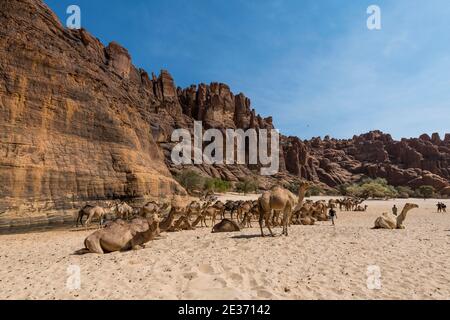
[291,131,450,191]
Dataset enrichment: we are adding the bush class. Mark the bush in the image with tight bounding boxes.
[204,178,231,193]
[285,181,300,194]
[236,179,259,194]
[338,183,351,196]
[305,185,323,197]
[396,186,415,199]
[175,170,205,193]
[415,185,436,199]
[339,178,398,199]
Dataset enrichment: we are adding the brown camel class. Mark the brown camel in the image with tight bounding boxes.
[159,207,180,232]
[199,201,224,227]
[236,201,253,222]
[212,219,241,233]
[82,214,160,254]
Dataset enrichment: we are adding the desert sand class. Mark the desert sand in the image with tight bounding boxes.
[0,197,449,300]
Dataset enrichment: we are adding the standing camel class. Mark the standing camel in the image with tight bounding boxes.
[76,205,107,228]
[258,184,304,237]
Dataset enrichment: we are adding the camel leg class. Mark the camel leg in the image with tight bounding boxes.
[76,213,81,228]
[259,215,265,237]
[85,237,104,254]
[85,216,92,229]
[202,217,207,228]
[266,217,275,237]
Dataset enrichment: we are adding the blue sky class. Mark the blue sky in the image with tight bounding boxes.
[45,0,450,140]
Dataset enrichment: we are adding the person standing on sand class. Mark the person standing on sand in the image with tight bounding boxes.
[392,205,398,216]
[329,208,337,226]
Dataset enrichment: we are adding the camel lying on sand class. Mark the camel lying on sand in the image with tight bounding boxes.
[82,214,160,254]
[374,203,419,229]
[140,201,170,218]
[212,219,241,233]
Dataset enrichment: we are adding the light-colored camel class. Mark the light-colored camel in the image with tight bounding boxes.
[212,219,241,233]
[76,205,107,228]
[292,201,317,225]
[112,202,134,220]
[259,182,309,237]
[311,200,328,221]
[374,203,419,229]
[82,214,160,254]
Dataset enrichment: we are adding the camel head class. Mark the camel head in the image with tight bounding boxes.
[404,203,419,211]
[299,180,312,190]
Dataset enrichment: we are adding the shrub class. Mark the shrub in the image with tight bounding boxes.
[305,185,323,197]
[204,178,231,193]
[339,178,398,199]
[175,170,205,193]
[236,179,259,194]
[338,183,351,196]
[396,186,415,199]
[415,185,436,199]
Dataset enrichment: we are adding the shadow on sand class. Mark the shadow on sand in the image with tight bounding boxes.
[231,233,286,239]
[231,234,263,240]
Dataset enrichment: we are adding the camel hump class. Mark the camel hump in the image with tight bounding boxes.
[212,219,240,233]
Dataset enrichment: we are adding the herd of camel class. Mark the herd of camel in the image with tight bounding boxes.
[76,181,421,254]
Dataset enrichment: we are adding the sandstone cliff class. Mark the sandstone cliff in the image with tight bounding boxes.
[0,0,188,228]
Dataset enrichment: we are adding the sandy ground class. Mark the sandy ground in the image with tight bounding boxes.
[0,197,449,300]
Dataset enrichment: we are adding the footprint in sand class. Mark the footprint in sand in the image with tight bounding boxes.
[183,272,198,280]
[198,264,215,275]
[257,289,273,298]
[228,273,244,282]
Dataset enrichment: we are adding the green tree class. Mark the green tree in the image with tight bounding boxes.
[416,185,435,199]
[340,178,398,199]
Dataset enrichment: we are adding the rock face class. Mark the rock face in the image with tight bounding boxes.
[0,0,449,230]
[0,0,186,228]
[288,131,450,192]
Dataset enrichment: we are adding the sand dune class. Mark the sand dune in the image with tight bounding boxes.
[0,198,449,300]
